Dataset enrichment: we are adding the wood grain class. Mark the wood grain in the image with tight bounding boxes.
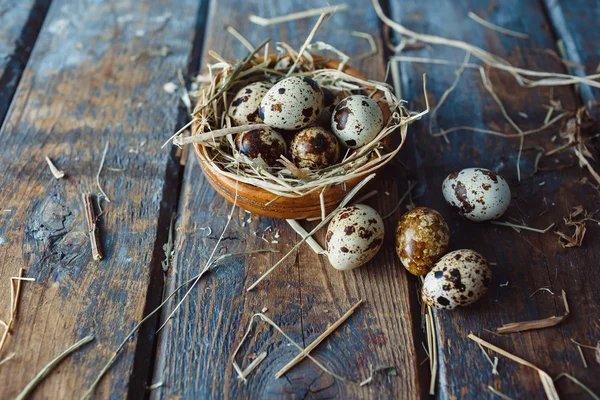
[0,0,51,124]
[0,0,207,397]
[151,1,427,398]
[387,0,599,398]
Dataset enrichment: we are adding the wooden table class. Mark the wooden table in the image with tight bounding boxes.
[0,0,598,398]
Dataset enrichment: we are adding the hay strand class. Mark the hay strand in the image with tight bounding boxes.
[275,300,363,378]
[468,333,559,400]
[16,336,94,400]
[496,290,569,334]
[467,12,529,39]
[249,4,348,26]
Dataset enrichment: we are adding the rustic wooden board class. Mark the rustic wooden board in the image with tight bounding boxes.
[543,0,600,107]
[388,0,600,398]
[151,1,427,399]
[0,0,208,398]
[0,0,51,123]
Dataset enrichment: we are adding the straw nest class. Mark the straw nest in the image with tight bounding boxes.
[178,42,426,200]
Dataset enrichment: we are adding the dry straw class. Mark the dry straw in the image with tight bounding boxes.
[171,14,428,200]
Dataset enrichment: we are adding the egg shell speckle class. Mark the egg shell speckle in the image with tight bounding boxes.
[422,249,491,310]
[259,76,324,130]
[227,82,271,126]
[234,127,287,168]
[331,95,384,149]
[442,168,511,222]
[326,204,384,271]
[396,207,450,276]
[290,126,340,170]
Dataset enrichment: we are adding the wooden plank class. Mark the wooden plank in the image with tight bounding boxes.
[0,0,51,124]
[151,1,427,398]
[542,0,600,107]
[387,0,600,398]
[0,0,208,398]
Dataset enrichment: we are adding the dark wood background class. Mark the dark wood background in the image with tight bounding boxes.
[0,0,598,399]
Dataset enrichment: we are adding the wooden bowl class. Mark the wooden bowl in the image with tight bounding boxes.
[193,55,371,219]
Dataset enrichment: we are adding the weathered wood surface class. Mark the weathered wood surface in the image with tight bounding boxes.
[0,0,207,398]
[543,0,600,107]
[151,1,427,399]
[0,0,51,123]
[388,0,599,398]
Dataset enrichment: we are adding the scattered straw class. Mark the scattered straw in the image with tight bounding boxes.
[488,386,514,400]
[238,351,267,381]
[147,381,164,390]
[476,342,499,375]
[232,312,365,384]
[247,174,376,291]
[45,156,65,179]
[349,31,378,61]
[286,12,329,77]
[467,12,529,39]
[496,290,569,334]
[383,181,417,219]
[554,373,599,400]
[421,286,438,396]
[575,343,588,368]
[82,194,103,261]
[360,365,396,386]
[285,219,326,255]
[275,300,363,378]
[490,221,555,234]
[249,4,348,26]
[96,142,110,202]
[0,269,28,356]
[131,45,169,61]
[16,336,94,400]
[0,352,15,367]
[227,26,254,53]
[555,206,594,248]
[468,333,559,400]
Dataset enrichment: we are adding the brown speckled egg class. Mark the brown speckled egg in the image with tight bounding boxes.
[396,207,450,276]
[235,127,287,168]
[259,76,324,130]
[422,249,491,310]
[290,127,340,170]
[331,95,384,148]
[228,82,270,126]
[442,168,511,222]
[326,204,384,271]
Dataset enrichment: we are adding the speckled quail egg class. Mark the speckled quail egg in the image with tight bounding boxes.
[331,95,384,149]
[259,76,324,130]
[326,204,385,271]
[396,207,450,276]
[422,249,491,310]
[234,127,287,168]
[228,82,271,126]
[442,168,511,222]
[290,127,340,170]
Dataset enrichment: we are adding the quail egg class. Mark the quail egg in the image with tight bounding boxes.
[228,82,271,126]
[259,76,324,130]
[442,168,511,222]
[290,126,340,170]
[331,95,384,149]
[422,249,492,310]
[326,204,385,271]
[235,127,287,168]
[396,207,450,276]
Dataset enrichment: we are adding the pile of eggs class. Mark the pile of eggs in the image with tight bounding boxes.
[227,76,384,170]
[322,167,511,311]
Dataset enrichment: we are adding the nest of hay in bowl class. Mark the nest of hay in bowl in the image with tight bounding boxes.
[176,42,425,219]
